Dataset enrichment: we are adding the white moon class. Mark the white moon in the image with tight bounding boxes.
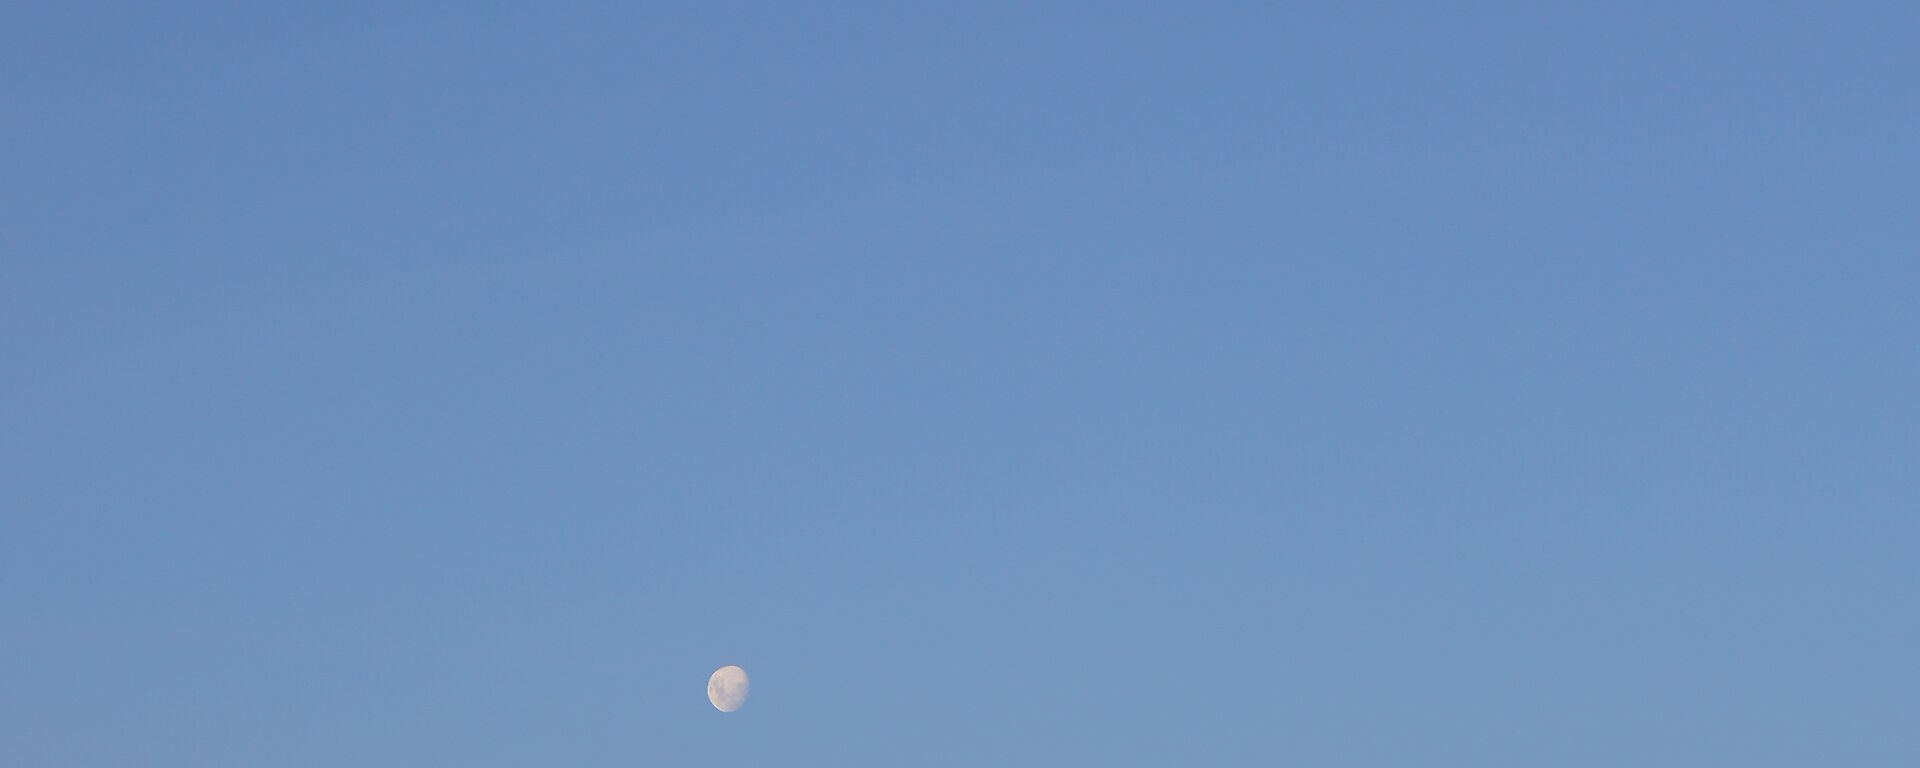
[707,665,749,712]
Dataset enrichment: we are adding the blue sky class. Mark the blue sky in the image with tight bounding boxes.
[3,2,1917,765]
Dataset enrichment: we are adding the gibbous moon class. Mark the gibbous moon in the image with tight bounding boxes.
[707,665,749,712]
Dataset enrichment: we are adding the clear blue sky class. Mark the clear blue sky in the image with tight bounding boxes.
[4,2,1916,765]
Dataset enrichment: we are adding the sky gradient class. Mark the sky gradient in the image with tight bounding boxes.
[4,2,1918,765]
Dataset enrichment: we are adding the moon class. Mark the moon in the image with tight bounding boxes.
[707,665,749,712]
